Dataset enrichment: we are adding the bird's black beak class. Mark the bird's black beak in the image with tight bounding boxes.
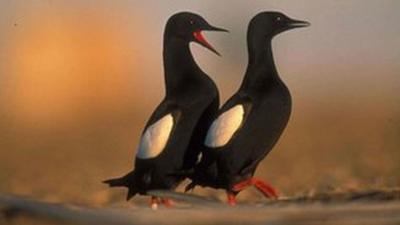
[204,25,229,33]
[287,19,310,29]
[193,24,228,56]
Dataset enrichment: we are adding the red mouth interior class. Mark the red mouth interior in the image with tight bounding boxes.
[193,31,217,53]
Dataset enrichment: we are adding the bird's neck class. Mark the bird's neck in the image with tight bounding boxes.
[163,37,203,94]
[240,38,282,90]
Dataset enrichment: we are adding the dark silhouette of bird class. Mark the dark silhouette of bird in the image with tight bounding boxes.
[187,11,309,205]
[103,12,227,209]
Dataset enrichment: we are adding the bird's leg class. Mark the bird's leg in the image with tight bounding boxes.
[161,198,174,207]
[149,196,160,210]
[226,191,237,206]
[232,179,254,192]
[232,178,278,199]
[253,178,278,199]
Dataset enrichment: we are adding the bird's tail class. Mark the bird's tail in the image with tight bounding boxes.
[103,171,138,200]
[103,171,134,187]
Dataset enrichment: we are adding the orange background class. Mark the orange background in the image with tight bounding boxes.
[0,1,399,205]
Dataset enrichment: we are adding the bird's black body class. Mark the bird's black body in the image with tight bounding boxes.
[189,12,309,196]
[195,80,291,190]
[104,12,226,201]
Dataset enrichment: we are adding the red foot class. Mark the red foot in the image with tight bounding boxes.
[253,179,278,198]
[226,192,237,206]
[150,196,159,209]
[232,178,278,199]
[149,196,174,209]
[161,198,174,207]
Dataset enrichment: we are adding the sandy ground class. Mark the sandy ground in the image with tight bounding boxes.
[1,189,399,225]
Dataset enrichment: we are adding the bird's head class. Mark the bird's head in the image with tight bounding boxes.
[165,12,228,56]
[249,11,310,39]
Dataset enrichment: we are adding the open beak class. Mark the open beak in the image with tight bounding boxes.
[288,19,310,29]
[193,25,228,56]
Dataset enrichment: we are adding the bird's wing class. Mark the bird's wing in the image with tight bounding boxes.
[204,94,252,148]
[136,100,181,159]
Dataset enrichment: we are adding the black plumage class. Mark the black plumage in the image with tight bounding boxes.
[104,12,227,207]
[188,12,310,205]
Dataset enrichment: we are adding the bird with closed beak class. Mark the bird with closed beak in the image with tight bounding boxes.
[187,11,310,205]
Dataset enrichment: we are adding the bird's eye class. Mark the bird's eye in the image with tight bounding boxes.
[276,16,282,21]
[190,20,195,25]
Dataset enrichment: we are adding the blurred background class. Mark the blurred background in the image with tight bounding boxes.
[0,0,399,206]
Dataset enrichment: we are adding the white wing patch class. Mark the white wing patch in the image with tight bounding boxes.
[205,104,245,148]
[136,114,174,159]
